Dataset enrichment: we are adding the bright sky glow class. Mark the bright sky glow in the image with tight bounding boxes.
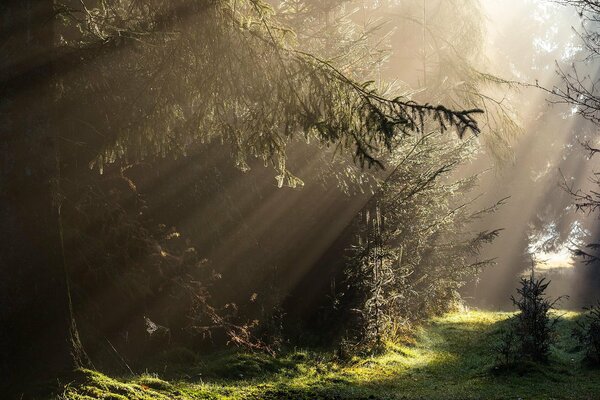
[528,221,587,272]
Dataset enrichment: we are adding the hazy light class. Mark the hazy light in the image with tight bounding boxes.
[528,221,586,273]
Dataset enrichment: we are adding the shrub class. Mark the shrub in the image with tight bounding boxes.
[496,273,563,365]
[494,328,518,368]
[512,274,563,362]
[572,301,600,365]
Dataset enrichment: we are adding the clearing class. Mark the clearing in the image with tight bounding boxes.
[59,310,600,399]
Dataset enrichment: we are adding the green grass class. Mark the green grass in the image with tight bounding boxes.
[59,310,600,399]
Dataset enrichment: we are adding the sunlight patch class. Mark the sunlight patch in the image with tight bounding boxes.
[527,221,586,273]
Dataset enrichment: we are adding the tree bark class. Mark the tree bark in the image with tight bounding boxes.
[0,1,74,396]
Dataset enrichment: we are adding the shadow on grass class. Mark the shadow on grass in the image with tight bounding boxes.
[63,311,600,400]
[324,311,598,400]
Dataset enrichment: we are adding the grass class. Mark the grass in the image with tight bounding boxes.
[58,310,600,399]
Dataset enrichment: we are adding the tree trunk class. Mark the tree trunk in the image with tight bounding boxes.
[0,1,74,396]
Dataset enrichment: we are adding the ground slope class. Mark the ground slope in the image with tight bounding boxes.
[59,311,600,400]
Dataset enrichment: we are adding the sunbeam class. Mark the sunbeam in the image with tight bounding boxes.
[4,0,600,398]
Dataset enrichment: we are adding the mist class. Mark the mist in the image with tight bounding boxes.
[467,0,598,308]
[4,0,600,397]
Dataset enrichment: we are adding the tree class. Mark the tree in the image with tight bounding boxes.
[56,0,481,175]
[342,131,503,346]
[0,0,482,395]
[0,0,83,394]
[496,272,561,364]
[330,0,514,345]
[547,1,600,264]
[546,1,600,125]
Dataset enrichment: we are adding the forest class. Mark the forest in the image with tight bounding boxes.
[2,0,600,399]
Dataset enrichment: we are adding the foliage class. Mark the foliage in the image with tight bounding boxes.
[4,0,493,395]
[40,0,489,368]
[494,327,518,368]
[572,300,600,364]
[42,0,492,366]
[341,132,502,347]
[61,169,274,367]
[320,0,521,348]
[550,1,600,264]
[546,1,600,124]
[384,0,522,163]
[276,0,391,81]
[498,273,563,364]
[55,0,481,180]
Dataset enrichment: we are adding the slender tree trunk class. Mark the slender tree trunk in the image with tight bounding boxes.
[422,0,427,88]
[0,1,74,396]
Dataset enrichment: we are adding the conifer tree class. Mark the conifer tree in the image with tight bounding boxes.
[0,0,483,394]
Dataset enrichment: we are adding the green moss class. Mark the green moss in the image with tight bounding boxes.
[135,376,173,391]
[61,370,183,400]
[59,311,600,400]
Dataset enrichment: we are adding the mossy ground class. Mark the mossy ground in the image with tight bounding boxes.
[58,310,600,399]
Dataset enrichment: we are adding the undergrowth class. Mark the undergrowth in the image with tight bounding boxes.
[57,310,600,400]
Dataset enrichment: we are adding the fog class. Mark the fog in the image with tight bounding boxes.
[7,1,600,394]
[346,0,600,308]
[433,0,598,308]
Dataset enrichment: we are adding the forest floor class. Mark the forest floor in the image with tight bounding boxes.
[59,310,600,400]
